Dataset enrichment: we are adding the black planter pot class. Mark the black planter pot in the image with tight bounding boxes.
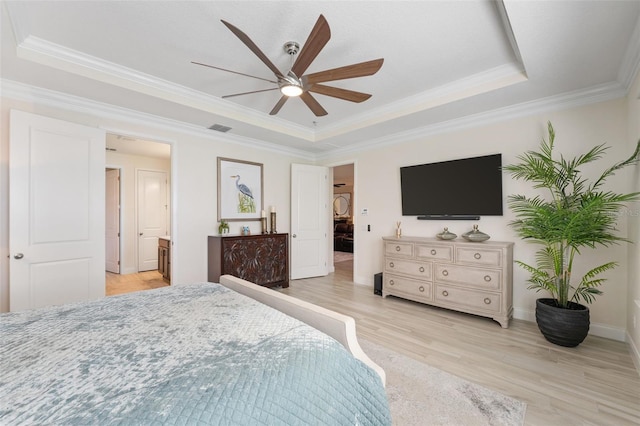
[535,298,590,347]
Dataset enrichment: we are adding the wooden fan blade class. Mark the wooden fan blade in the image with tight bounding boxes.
[191,62,277,84]
[300,92,328,116]
[221,20,284,79]
[291,14,331,77]
[222,87,279,99]
[308,84,372,103]
[304,58,384,84]
[269,96,289,115]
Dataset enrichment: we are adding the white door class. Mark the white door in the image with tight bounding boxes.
[9,110,106,312]
[290,164,329,279]
[137,170,167,272]
[105,168,120,273]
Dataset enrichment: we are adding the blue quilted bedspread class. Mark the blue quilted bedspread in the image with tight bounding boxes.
[0,283,391,425]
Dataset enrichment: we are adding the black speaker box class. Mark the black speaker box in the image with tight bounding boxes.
[374,272,383,296]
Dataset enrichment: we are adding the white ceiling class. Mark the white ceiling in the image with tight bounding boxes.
[2,1,639,158]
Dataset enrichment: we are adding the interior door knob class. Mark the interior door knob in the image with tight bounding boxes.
[139,233,144,236]
[14,253,24,259]
[292,234,297,238]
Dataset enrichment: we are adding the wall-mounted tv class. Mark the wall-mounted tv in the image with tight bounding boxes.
[400,153,503,220]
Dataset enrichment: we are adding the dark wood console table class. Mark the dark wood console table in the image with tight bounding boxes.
[207,233,289,288]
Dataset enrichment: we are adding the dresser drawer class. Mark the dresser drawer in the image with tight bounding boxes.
[384,258,432,280]
[384,274,432,302]
[385,241,414,257]
[435,284,501,313]
[434,264,501,290]
[456,247,502,267]
[415,243,453,261]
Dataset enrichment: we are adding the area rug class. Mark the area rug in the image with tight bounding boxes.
[359,340,527,426]
[334,251,354,263]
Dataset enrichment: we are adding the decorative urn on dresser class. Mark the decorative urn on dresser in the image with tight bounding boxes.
[382,235,514,328]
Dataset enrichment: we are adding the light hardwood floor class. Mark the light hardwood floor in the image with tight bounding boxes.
[105,270,169,296]
[283,260,640,426]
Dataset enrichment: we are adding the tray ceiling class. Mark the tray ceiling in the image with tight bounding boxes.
[1,1,639,157]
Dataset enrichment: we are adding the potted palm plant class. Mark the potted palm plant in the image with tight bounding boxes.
[503,122,640,347]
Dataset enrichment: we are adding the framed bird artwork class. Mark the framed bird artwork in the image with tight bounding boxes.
[217,157,264,222]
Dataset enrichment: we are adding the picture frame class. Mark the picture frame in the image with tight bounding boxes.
[217,157,264,221]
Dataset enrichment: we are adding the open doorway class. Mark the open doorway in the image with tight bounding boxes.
[332,164,354,279]
[105,134,171,296]
[105,167,121,274]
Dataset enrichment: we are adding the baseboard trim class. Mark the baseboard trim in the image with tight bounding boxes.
[353,275,372,287]
[514,307,627,342]
[627,332,640,374]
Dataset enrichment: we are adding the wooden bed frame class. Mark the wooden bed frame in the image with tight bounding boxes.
[219,275,386,386]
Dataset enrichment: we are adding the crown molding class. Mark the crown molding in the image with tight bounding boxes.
[316,81,627,161]
[14,35,315,142]
[315,62,528,142]
[13,35,531,146]
[3,76,627,164]
[0,79,316,160]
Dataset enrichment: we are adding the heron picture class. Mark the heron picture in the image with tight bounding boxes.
[231,174,255,213]
[217,157,263,221]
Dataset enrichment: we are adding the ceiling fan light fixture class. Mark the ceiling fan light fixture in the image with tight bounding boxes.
[279,71,303,97]
[280,83,303,97]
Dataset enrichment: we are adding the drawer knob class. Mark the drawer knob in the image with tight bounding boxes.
[395,246,401,252]
[484,298,491,305]
[419,266,425,273]
[419,286,425,292]
[474,252,481,259]
[442,290,449,297]
[389,280,395,285]
[389,262,394,268]
[442,269,449,276]
[430,249,436,255]
[484,275,491,282]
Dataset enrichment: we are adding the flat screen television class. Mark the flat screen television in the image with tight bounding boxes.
[400,153,503,220]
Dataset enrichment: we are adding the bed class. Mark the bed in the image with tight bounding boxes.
[0,275,391,425]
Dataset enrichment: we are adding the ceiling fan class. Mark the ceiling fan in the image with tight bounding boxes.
[192,14,384,116]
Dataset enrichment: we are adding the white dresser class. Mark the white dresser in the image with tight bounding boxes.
[382,236,514,328]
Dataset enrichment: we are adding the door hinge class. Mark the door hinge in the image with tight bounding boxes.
[117,261,120,265]
[117,232,120,237]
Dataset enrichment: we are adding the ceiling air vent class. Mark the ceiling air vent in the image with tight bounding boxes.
[208,124,232,133]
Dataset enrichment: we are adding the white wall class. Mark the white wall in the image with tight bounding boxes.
[626,69,640,366]
[321,98,634,340]
[106,151,171,274]
[0,97,309,312]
